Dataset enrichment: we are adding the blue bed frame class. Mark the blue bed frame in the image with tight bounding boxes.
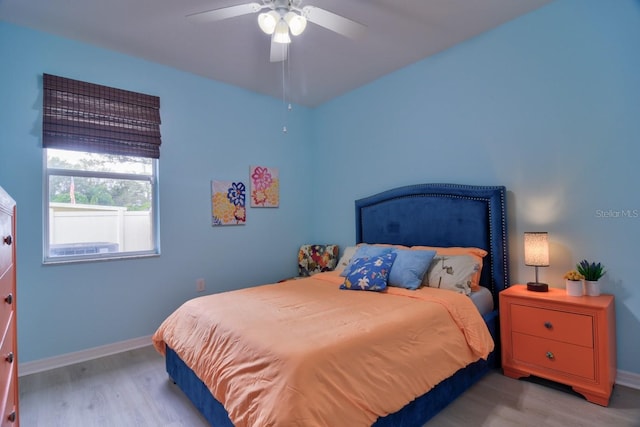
[165,183,509,426]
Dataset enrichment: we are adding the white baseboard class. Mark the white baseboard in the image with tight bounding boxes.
[18,335,153,377]
[616,369,640,390]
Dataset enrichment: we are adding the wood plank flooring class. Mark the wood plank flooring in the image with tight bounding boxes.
[19,346,640,427]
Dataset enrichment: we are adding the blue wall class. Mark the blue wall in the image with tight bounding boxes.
[1,0,639,377]
[0,22,314,362]
[312,0,640,376]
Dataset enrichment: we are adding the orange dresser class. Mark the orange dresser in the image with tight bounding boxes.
[0,187,18,425]
[500,285,616,406]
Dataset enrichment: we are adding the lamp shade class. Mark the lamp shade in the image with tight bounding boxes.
[284,12,307,36]
[258,11,279,34]
[273,19,291,44]
[524,232,549,267]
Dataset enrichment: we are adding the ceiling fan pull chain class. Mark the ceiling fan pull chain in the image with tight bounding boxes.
[282,50,288,133]
[287,50,293,113]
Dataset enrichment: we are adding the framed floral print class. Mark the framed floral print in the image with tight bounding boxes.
[211,180,246,226]
[250,166,279,207]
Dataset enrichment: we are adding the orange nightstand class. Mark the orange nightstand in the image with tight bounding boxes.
[499,285,616,406]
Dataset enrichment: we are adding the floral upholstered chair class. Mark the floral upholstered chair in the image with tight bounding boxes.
[298,244,339,277]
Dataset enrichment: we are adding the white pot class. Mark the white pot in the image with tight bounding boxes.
[583,280,601,296]
[565,280,583,296]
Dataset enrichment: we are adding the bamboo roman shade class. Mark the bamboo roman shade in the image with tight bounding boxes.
[43,74,162,159]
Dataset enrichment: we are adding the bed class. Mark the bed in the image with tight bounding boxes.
[153,183,509,426]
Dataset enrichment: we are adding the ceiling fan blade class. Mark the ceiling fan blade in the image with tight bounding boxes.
[270,36,288,62]
[301,6,366,39]
[187,2,263,23]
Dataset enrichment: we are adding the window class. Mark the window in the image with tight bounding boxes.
[45,149,158,262]
[42,74,161,263]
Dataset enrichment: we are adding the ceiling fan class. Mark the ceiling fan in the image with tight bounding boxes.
[187,0,367,62]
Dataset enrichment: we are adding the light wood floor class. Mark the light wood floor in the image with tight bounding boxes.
[19,346,640,427]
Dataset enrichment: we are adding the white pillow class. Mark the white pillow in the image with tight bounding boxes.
[424,254,480,296]
[336,246,358,271]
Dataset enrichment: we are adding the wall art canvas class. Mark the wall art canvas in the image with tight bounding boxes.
[211,180,246,226]
[250,166,279,207]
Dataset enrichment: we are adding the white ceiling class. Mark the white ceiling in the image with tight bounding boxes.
[0,0,552,107]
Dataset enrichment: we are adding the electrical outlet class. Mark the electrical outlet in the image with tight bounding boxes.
[196,278,206,292]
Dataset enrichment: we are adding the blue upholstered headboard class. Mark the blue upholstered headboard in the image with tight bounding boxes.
[355,184,509,307]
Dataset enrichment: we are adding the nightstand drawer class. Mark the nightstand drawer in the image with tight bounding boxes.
[512,332,595,380]
[511,304,593,347]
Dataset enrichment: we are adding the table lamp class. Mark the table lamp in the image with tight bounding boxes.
[524,232,549,292]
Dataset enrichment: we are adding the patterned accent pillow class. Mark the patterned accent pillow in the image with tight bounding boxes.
[340,252,397,292]
[424,254,480,295]
[412,246,487,290]
[298,244,339,277]
[339,245,394,277]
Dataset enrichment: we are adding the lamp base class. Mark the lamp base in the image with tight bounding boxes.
[527,282,549,292]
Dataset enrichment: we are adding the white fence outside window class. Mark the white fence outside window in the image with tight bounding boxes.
[49,203,152,254]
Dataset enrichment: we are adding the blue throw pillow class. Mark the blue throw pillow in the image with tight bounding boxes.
[388,249,437,290]
[340,252,397,292]
[340,245,394,277]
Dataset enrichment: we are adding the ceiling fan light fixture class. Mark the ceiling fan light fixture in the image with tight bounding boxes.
[273,19,291,44]
[258,10,279,34]
[284,11,307,36]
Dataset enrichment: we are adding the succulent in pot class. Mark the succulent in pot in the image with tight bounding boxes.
[576,260,605,281]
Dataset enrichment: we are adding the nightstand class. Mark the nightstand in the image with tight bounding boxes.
[499,285,616,406]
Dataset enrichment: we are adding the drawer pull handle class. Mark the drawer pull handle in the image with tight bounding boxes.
[4,294,12,305]
[5,352,13,364]
[7,411,16,422]
[544,322,553,329]
[546,351,555,360]
[3,235,11,246]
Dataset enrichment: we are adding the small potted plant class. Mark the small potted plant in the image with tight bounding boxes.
[563,270,584,296]
[576,260,606,296]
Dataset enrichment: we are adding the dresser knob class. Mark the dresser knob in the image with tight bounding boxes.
[544,322,553,329]
[4,294,12,305]
[7,411,16,422]
[5,352,13,364]
[3,235,11,246]
[546,351,555,360]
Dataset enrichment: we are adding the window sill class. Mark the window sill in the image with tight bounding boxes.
[43,251,160,265]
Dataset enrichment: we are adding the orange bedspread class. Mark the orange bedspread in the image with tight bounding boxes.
[152,271,494,427]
